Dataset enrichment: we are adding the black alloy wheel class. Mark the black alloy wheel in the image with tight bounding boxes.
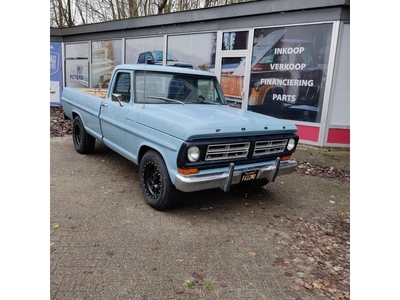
[139,150,178,210]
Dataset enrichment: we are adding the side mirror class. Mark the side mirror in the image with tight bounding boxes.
[111,93,124,107]
[146,57,155,64]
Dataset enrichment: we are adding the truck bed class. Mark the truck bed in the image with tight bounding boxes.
[75,88,108,99]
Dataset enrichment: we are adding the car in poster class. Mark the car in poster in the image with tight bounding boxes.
[137,50,193,69]
[61,64,299,210]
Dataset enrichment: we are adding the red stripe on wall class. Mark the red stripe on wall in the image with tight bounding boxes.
[327,128,350,144]
[296,124,319,142]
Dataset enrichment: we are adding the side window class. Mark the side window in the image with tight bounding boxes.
[146,52,155,63]
[135,72,165,102]
[137,53,145,63]
[113,72,131,103]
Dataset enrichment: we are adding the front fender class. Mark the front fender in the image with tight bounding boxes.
[125,121,183,185]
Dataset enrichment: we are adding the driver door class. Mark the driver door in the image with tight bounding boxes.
[99,71,132,154]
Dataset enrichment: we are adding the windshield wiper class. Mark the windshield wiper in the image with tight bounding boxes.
[196,101,221,105]
[146,96,185,105]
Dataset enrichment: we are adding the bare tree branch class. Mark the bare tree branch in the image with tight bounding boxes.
[50,0,252,28]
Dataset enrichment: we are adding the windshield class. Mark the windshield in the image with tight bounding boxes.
[135,71,227,105]
[153,51,178,62]
[153,51,163,61]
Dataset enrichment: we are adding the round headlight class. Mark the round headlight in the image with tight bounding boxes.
[187,146,200,162]
[287,138,296,151]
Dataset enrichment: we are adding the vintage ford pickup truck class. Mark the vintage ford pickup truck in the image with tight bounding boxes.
[62,64,299,210]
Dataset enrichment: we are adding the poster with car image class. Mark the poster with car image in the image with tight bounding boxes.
[248,24,332,122]
[91,40,122,88]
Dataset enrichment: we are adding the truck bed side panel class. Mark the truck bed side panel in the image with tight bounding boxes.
[62,87,104,140]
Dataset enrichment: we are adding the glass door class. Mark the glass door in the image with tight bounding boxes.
[215,30,253,109]
[219,56,247,108]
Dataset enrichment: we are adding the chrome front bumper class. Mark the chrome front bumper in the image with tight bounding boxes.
[174,158,298,193]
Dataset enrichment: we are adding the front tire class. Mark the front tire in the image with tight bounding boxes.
[139,150,179,210]
[73,116,95,154]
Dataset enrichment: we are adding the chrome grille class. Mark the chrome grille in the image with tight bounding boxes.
[253,139,287,156]
[205,142,250,161]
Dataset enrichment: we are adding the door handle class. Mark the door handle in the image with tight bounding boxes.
[101,102,108,107]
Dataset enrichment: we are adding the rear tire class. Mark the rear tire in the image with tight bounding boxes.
[139,150,179,210]
[73,116,95,154]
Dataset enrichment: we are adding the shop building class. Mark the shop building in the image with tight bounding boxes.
[50,0,350,147]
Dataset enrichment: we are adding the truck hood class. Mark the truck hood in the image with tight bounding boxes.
[135,104,297,141]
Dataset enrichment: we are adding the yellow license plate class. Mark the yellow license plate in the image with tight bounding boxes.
[241,170,258,182]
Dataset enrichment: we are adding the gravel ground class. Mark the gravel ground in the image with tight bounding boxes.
[50,106,350,299]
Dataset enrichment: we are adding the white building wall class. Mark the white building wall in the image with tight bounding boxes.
[329,23,350,126]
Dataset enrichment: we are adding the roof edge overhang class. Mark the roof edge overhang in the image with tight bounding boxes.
[51,0,349,39]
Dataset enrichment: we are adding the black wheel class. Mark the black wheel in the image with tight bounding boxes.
[72,116,95,154]
[240,178,269,189]
[139,150,179,210]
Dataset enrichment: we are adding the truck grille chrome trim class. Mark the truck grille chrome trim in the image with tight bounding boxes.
[253,139,287,156]
[204,139,287,161]
[205,142,250,161]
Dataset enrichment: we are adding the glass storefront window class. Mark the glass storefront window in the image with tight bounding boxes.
[64,43,89,88]
[125,36,164,65]
[248,24,333,123]
[65,43,88,59]
[91,40,122,88]
[222,31,248,50]
[168,33,217,71]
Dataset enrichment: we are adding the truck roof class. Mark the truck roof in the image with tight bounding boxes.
[114,64,215,77]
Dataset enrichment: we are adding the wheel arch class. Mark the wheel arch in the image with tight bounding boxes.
[137,143,180,186]
[71,110,103,141]
[72,111,79,120]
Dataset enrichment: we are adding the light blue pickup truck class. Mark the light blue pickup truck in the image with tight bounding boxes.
[62,64,299,210]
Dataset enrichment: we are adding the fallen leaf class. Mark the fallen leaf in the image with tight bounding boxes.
[274,257,284,264]
[304,283,312,289]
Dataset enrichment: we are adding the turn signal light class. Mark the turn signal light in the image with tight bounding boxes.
[281,155,291,161]
[178,168,199,175]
